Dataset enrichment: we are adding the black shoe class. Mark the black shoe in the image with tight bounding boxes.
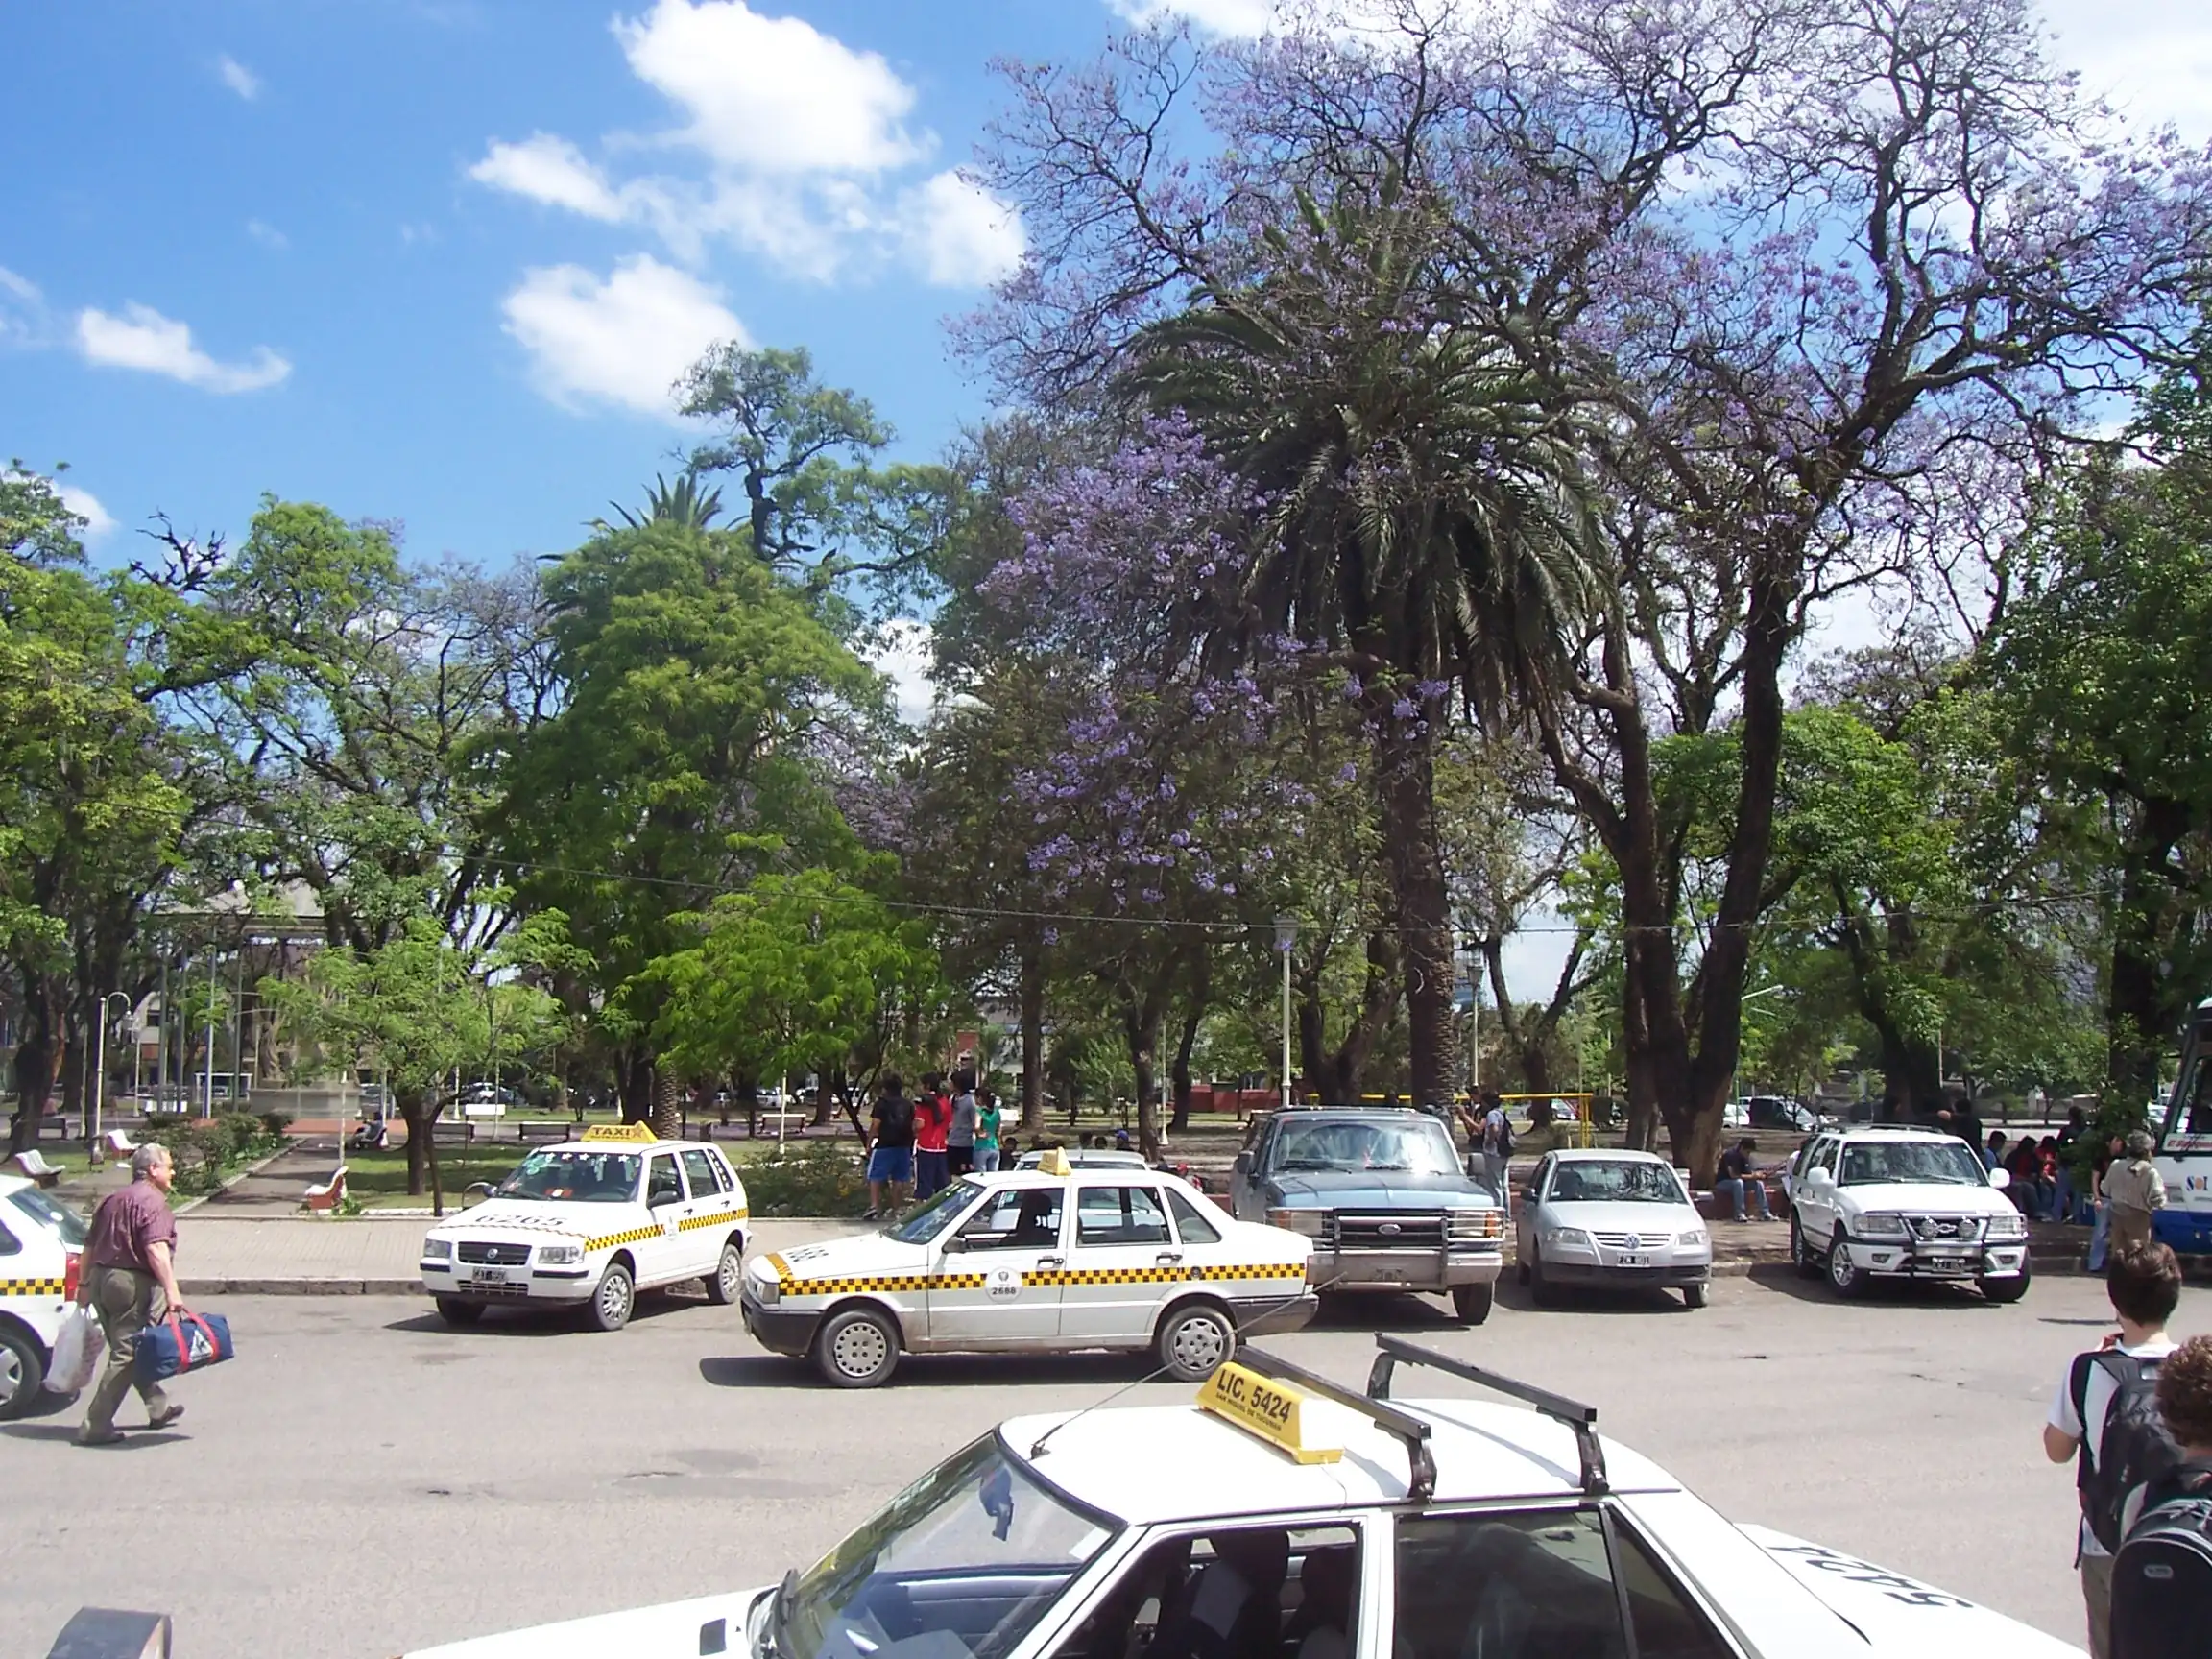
[146,1405,185,1431]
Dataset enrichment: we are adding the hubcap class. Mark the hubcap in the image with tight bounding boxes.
[1829,1245,1852,1286]
[1171,1314,1227,1372]
[0,1347,21,1406]
[600,1274,632,1320]
[833,1321,888,1377]
[719,1251,741,1296]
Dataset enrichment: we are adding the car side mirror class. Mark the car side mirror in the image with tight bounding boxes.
[1233,1152,1252,1175]
[1804,1167,1834,1191]
[1520,1187,1538,1205]
[1988,1166,2011,1191]
[463,1182,493,1207]
[940,1234,968,1253]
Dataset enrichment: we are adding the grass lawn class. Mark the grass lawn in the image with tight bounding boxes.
[344,1143,529,1209]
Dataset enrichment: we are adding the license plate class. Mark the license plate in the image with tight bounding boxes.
[1614,1253,1648,1268]
[468,1268,513,1285]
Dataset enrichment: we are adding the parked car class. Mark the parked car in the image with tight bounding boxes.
[1515,1148,1713,1309]
[1787,1125,2030,1301]
[0,1174,86,1418]
[1229,1108,1504,1324]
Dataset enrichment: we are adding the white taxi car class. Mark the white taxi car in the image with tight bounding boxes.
[742,1155,1314,1387]
[404,1334,2080,1659]
[1786,1125,2031,1301]
[419,1124,749,1331]
[0,1173,86,1418]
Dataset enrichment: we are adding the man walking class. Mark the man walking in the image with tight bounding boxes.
[2105,1132,2170,1260]
[77,1142,188,1447]
[1475,1089,1511,1202]
[2044,1243,2185,1659]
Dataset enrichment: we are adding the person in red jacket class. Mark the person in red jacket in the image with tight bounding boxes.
[914,1073,952,1200]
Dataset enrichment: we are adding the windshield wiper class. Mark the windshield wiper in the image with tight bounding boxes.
[770,1567,799,1659]
[1275,1158,1337,1171]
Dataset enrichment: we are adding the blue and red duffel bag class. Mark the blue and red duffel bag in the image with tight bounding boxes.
[135,1310,234,1383]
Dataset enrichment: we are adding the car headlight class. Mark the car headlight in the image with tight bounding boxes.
[538,1243,584,1266]
[1987,1212,2027,1240]
[1857,1213,1909,1238]
[752,1274,779,1304]
[1267,1208,1326,1237]
[422,1238,453,1260]
[1676,1227,1710,1248]
[1448,1208,1503,1241]
[1541,1226,1593,1250]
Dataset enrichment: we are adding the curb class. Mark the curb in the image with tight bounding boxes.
[181,1277,421,1296]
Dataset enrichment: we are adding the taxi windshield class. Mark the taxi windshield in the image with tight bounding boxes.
[9,1186,88,1248]
[886,1180,983,1244]
[494,1149,641,1203]
[773,1434,1117,1659]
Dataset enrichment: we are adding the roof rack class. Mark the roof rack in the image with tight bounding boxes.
[1365,1334,1609,1497]
[1236,1346,1438,1504]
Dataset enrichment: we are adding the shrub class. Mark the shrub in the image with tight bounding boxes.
[256,1111,293,1141]
[740,1142,872,1217]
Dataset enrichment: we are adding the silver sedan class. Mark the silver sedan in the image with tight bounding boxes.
[1515,1148,1715,1308]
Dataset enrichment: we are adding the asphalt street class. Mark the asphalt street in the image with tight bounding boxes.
[5,1269,2194,1658]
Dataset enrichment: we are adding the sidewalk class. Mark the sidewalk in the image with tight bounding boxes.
[174,1215,855,1295]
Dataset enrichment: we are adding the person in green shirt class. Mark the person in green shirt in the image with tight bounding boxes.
[974,1090,1004,1172]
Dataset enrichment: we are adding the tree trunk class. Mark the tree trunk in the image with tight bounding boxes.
[1295,963,1327,1099]
[1169,948,1210,1133]
[619,1048,653,1123]
[1331,929,1402,1101]
[812,1064,838,1128]
[1371,699,1454,1108]
[6,974,63,1155]
[1019,946,1046,1133]
[2107,798,2190,1097]
[650,1065,683,1141]
[399,1090,433,1197]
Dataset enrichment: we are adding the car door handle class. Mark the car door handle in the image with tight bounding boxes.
[1156,1252,1183,1265]
[1037,1255,1064,1267]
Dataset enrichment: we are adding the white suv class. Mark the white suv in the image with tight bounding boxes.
[1788,1126,2030,1301]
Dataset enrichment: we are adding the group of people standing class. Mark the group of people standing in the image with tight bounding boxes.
[1987,1117,2168,1272]
[863,1069,1004,1217]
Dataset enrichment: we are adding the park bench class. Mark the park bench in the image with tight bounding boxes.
[431,1118,474,1147]
[94,1128,138,1164]
[36,1114,73,1142]
[10,1149,61,1188]
[517,1120,568,1144]
[302,1166,348,1213]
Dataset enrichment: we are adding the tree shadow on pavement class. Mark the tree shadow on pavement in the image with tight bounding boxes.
[698,1351,1158,1391]
[1743,1262,2001,1309]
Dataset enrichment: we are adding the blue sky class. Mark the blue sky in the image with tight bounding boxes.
[5,0,2204,577]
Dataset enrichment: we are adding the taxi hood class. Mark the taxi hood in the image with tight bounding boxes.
[405,1587,765,1658]
[1740,1527,2081,1657]
[427,1200,592,1238]
[772,1231,932,1279]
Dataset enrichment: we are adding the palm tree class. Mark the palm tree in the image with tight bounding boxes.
[1124,180,1602,1106]
[604,472,726,533]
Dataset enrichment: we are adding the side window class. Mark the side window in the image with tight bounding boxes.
[1166,1189,1222,1246]
[1076,1186,1171,1246]
[1395,1508,1624,1659]
[1052,1524,1358,1659]
[2167,1057,2212,1142]
[681,1148,722,1195]
[646,1154,684,1205]
[1612,1520,1735,1659]
[956,1188,1065,1251]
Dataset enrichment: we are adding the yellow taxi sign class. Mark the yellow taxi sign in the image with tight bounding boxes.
[1197,1362,1342,1464]
[1036,1146,1072,1177]
[580,1122,658,1143]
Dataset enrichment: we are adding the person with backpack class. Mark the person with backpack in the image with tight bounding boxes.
[1477,1088,1514,1202]
[2043,1242,2186,1659]
[865,1072,917,1219]
[2109,1333,2212,1659]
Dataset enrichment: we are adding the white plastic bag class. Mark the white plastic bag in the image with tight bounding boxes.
[48,1305,104,1395]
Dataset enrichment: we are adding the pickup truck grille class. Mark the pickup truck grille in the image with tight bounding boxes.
[1906,1215,1984,1242]
[1324,1213,1448,1249]
[456,1241,532,1266]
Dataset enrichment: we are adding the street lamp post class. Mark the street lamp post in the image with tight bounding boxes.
[93,991,131,1144]
[1730,983,1788,1105]
[1274,917,1298,1110]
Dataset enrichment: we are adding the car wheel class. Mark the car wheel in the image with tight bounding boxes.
[0,1325,46,1420]
[1681,1282,1709,1310]
[434,1297,484,1328]
[1982,1264,2032,1305]
[1791,1215,1821,1279]
[587,1262,636,1333]
[1453,1283,1495,1325]
[1156,1302,1236,1382]
[706,1239,745,1306]
[1528,1246,1558,1308]
[815,1305,901,1388]
[1827,1229,1866,1298]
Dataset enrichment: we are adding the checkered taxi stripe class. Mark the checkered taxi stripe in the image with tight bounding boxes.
[584,1205,747,1252]
[0,1277,67,1297]
[764,1254,1302,1299]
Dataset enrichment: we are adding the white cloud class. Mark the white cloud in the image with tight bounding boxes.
[500,254,745,417]
[246,218,288,250]
[469,133,628,221]
[1106,0,1282,33]
[866,620,937,728]
[903,172,1026,288]
[57,484,116,541]
[613,0,925,175]
[0,265,44,345]
[2039,0,2212,141]
[75,302,291,394]
[217,54,261,101]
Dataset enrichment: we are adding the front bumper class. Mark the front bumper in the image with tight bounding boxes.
[1230,1292,1321,1335]
[1541,1259,1712,1287]
[1836,1239,2028,1279]
[420,1261,596,1304]
[1310,1246,1503,1293]
[742,1289,819,1356]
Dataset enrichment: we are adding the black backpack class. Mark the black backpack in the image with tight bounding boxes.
[2073,1351,2185,1553]
[2110,1463,2212,1659]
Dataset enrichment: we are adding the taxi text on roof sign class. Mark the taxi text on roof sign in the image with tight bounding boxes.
[580,1122,658,1143]
[1197,1361,1342,1465]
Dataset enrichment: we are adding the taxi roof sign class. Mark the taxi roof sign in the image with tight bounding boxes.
[1035,1146,1072,1177]
[1197,1361,1342,1465]
[580,1122,658,1143]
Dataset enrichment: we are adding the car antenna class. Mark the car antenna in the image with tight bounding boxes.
[1025,1275,1341,1462]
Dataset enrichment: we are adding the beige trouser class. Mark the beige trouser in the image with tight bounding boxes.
[2081,1551,2113,1659]
[2109,1206,2154,1258]
[81,1264,172,1435]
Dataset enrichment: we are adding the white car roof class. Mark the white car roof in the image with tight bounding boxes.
[1007,1394,1680,1526]
[1829,1126,1959,1142]
[1547,1147,1675,1165]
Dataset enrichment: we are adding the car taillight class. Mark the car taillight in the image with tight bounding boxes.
[64,1252,81,1299]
